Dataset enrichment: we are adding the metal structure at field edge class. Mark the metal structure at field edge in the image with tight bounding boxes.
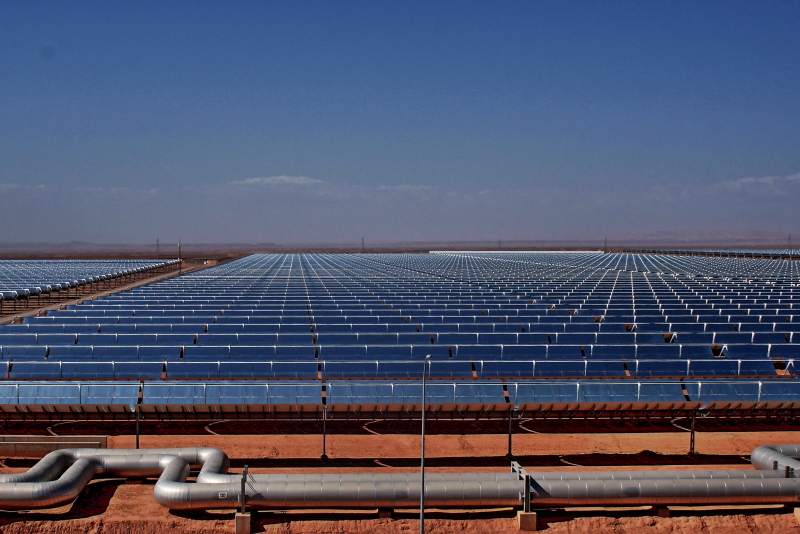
[0,444,799,511]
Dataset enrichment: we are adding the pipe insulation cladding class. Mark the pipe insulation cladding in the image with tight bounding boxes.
[0,445,799,511]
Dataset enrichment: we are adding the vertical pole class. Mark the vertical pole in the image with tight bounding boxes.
[507,409,513,458]
[322,406,328,459]
[524,473,531,513]
[135,407,140,449]
[420,354,431,534]
[240,465,248,513]
[689,410,696,455]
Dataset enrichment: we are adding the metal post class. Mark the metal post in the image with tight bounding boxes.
[322,406,328,459]
[524,473,531,513]
[507,409,513,458]
[689,410,696,455]
[135,407,140,449]
[240,465,248,513]
[420,354,431,534]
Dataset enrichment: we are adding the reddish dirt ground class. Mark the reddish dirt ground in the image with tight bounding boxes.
[101,429,800,459]
[3,431,800,533]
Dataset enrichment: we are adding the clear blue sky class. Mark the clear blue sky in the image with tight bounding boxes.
[2,1,799,244]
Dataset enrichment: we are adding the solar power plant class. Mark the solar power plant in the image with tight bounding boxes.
[0,259,179,299]
[627,248,800,259]
[0,252,799,417]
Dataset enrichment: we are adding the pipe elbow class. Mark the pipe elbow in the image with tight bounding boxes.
[751,445,800,473]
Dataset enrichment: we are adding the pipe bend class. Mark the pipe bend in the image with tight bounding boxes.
[751,445,800,473]
[39,458,101,508]
[0,458,99,510]
[0,450,75,483]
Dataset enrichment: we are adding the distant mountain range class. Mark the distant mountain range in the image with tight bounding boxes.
[0,229,794,258]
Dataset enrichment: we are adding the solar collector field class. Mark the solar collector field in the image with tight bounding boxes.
[0,259,179,299]
[0,252,799,411]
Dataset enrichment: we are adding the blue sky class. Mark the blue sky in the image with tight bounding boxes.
[1,1,799,244]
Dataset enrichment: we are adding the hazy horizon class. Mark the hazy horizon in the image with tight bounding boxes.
[0,228,795,250]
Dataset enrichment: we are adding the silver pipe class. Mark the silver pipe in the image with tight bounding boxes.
[529,477,800,506]
[0,450,72,483]
[527,470,788,481]
[752,444,800,474]
[0,445,799,511]
[154,460,524,510]
[0,458,99,510]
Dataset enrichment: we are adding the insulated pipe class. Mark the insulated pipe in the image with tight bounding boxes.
[1,445,800,511]
[752,445,800,474]
[154,459,524,510]
[0,458,99,510]
[528,477,800,506]
[0,451,73,483]
[527,470,788,481]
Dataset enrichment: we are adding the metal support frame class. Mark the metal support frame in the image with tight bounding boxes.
[511,460,531,512]
[689,410,697,454]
